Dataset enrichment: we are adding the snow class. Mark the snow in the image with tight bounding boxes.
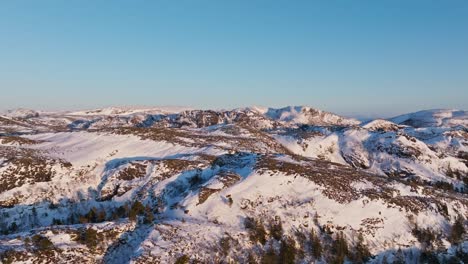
[25,132,211,167]
[263,106,360,126]
[0,106,467,263]
[67,106,193,116]
[2,108,40,118]
[390,109,468,128]
[273,133,348,164]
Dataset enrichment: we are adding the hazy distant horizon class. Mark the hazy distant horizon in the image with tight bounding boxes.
[1,103,465,122]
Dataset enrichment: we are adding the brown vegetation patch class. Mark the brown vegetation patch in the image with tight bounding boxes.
[0,195,23,207]
[254,155,468,215]
[160,159,203,179]
[256,156,363,203]
[114,127,191,146]
[0,136,42,145]
[0,116,27,127]
[376,142,422,160]
[0,146,70,193]
[360,217,384,236]
[163,159,199,172]
[117,162,147,181]
[198,187,220,205]
[217,171,241,188]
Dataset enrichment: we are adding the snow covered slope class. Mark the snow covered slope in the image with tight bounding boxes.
[389,109,468,128]
[0,106,467,264]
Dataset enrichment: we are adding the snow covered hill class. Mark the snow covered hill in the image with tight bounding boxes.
[0,106,467,264]
[389,109,468,128]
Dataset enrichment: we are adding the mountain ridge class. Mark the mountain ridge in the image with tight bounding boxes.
[0,105,467,263]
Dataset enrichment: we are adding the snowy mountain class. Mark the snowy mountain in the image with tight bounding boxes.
[68,106,193,117]
[389,109,468,128]
[2,109,40,119]
[0,106,467,264]
[260,106,360,126]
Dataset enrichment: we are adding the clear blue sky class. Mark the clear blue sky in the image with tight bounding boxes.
[0,1,467,117]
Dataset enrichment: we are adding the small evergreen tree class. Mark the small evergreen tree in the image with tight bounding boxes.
[455,248,468,263]
[31,207,38,227]
[52,218,62,225]
[74,227,99,249]
[85,207,98,223]
[449,215,465,245]
[24,237,31,249]
[393,248,405,264]
[79,215,89,224]
[420,249,440,264]
[174,254,189,264]
[97,208,106,222]
[331,232,349,264]
[31,235,54,251]
[84,228,98,249]
[412,224,436,248]
[129,201,145,221]
[352,233,371,263]
[309,229,322,259]
[270,217,283,240]
[116,203,129,218]
[0,218,7,235]
[67,212,77,224]
[143,204,154,224]
[279,236,296,264]
[245,217,267,245]
[9,222,18,233]
[313,212,320,226]
[261,247,277,264]
[219,236,230,256]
